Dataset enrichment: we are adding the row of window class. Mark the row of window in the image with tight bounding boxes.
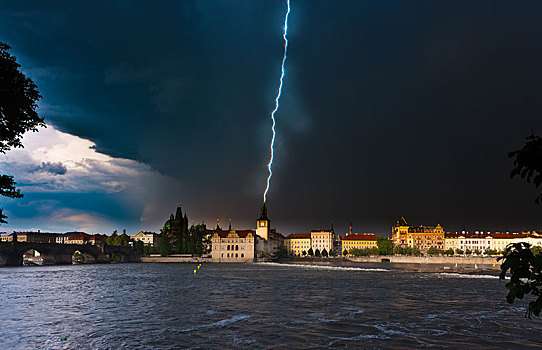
[221,253,245,258]
[221,244,245,250]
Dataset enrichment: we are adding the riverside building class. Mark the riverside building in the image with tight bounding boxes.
[284,233,311,256]
[392,217,445,253]
[445,232,542,253]
[211,202,284,262]
[130,231,159,247]
[211,229,256,262]
[338,233,378,255]
[310,229,335,253]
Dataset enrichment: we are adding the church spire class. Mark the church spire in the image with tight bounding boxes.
[175,201,182,221]
[259,201,268,220]
[229,218,232,231]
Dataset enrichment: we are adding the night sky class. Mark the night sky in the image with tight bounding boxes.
[1,0,541,235]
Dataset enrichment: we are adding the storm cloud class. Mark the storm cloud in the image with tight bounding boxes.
[33,162,68,175]
[1,0,542,234]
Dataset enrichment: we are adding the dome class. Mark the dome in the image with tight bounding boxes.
[164,220,171,229]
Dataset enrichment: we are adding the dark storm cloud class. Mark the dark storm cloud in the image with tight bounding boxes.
[1,0,542,233]
[32,162,68,175]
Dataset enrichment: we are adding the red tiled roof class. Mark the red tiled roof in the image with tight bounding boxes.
[89,234,107,241]
[285,233,311,239]
[444,232,532,239]
[311,229,332,232]
[214,230,255,238]
[68,233,90,241]
[340,234,378,241]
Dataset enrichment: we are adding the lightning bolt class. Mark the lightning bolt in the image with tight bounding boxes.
[264,0,290,203]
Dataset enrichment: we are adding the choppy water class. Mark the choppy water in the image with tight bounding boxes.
[0,262,541,349]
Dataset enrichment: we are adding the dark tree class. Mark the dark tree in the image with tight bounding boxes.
[308,247,314,256]
[157,233,171,257]
[0,42,45,223]
[509,133,542,203]
[501,136,542,318]
[321,248,328,257]
[427,247,441,256]
[134,240,144,256]
[499,242,542,318]
[377,237,394,255]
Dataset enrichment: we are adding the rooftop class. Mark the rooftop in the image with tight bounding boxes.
[340,233,378,241]
[285,233,311,239]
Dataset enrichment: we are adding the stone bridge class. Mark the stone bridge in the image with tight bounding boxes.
[0,242,140,266]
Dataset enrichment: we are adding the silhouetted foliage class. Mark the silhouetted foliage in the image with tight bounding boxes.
[499,242,542,318]
[308,248,314,256]
[321,248,328,257]
[157,233,171,257]
[315,248,321,257]
[277,245,288,258]
[531,246,542,256]
[134,240,144,256]
[0,42,45,223]
[509,133,542,203]
[343,249,348,256]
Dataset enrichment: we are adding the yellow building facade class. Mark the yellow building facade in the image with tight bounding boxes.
[339,234,378,254]
[284,233,311,256]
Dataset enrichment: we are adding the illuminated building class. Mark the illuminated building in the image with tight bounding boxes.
[284,233,311,256]
[392,217,445,252]
[338,233,378,255]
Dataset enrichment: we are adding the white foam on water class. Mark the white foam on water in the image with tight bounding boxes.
[434,273,501,279]
[328,333,390,346]
[177,315,252,333]
[256,262,389,272]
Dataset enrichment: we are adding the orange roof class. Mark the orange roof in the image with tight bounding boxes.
[340,234,378,241]
[285,233,311,239]
[68,233,90,241]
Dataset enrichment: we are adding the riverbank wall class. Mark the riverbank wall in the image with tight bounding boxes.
[141,256,213,263]
[346,256,499,266]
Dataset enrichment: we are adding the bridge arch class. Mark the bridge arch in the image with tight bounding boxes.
[72,249,97,264]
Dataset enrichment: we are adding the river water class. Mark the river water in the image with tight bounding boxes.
[0,262,541,349]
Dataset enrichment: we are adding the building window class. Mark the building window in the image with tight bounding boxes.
[241,253,244,258]
[235,253,238,258]
[236,245,239,250]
